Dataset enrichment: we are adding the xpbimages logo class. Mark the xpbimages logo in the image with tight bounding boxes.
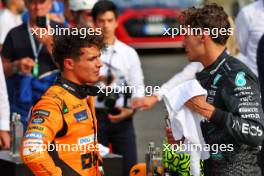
[97,84,165,96]
[31,25,102,38]
[163,141,234,154]
[163,25,233,38]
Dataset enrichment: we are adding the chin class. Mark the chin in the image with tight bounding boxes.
[88,78,99,85]
[187,57,194,62]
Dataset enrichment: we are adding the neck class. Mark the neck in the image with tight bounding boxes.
[7,5,19,15]
[104,36,115,46]
[29,18,36,27]
[61,72,82,86]
[202,43,226,68]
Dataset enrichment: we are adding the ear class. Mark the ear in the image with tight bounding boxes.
[64,58,74,70]
[201,34,210,44]
[200,34,205,43]
[202,31,212,43]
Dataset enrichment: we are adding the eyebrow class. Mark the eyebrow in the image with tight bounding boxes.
[88,53,101,59]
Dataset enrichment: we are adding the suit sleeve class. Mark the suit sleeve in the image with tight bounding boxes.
[210,70,264,147]
[1,30,15,60]
[127,49,145,98]
[21,97,63,176]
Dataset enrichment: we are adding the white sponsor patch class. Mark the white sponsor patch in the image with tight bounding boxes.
[242,123,263,136]
[23,139,44,147]
[78,135,95,145]
[239,107,259,113]
[23,146,44,156]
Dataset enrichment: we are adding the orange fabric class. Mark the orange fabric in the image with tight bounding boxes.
[129,163,146,176]
[21,85,101,176]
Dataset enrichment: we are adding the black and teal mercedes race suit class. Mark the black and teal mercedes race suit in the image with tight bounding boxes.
[196,50,264,176]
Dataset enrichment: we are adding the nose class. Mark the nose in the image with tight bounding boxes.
[96,58,103,68]
[102,21,109,30]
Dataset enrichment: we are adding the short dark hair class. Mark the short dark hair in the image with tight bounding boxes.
[52,28,105,71]
[91,0,118,22]
[182,3,230,45]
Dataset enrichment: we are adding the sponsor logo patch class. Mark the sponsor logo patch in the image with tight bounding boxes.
[74,110,88,122]
[28,125,45,132]
[25,132,44,139]
[78,135,95,145]
[235,72,247,87]
[33,109,50,117]
[23,151,44,162]
[31,117,45,125]
[23,139,43,147]
[213,74,222,85]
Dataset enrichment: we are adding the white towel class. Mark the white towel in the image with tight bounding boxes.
[163,79,210,176]
[98,144,110,157]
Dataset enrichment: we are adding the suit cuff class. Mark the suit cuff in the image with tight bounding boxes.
[210,108,227,128]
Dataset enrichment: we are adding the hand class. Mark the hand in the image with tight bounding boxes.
[185,95,215,119]
[14,57,35,75]
[108,107,134,123]
[131,96,159,111]
[0,131,10,150]
[48,14,65,24]
[34,25,54,54]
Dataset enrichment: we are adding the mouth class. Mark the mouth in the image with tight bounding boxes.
[95,70,100,76]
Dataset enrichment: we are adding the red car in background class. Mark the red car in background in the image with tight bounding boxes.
[111,0,204,49]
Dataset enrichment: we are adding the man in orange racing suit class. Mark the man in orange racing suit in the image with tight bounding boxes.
[20,28,105,176]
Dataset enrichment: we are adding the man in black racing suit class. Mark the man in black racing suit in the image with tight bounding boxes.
[182,4,264,176]
[196,50,264,175]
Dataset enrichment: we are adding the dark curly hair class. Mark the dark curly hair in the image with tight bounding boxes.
[181,3,231,45]
[52,28,105,71]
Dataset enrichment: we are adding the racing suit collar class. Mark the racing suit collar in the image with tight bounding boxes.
[197,49,228,76]
[55,76,99,99]
[204,49,228,74]
[196,49,228,85]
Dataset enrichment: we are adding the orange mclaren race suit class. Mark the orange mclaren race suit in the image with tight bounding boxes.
[21,77,102,176]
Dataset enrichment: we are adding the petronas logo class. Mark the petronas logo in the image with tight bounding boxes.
[235,72,246,87]
[213,74,222,85]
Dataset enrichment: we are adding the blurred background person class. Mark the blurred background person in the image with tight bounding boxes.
[62,0,72,24]
[48,0,65,24]
[92,1,145,175]
[235,0,264,174]
[1,0,64,129]
[0,0,25,52]
[69,0,97,27]
[0,57,10,150]
[235,0,264,76]
[22,0,66,25]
